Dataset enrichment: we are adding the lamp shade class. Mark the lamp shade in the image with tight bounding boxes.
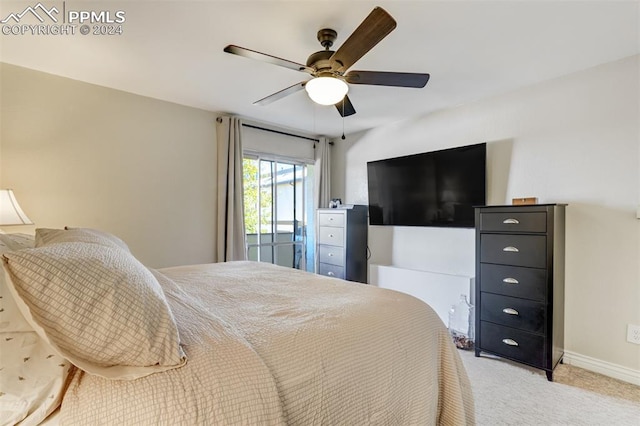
[305,77,349,106]
[0,189,33,225]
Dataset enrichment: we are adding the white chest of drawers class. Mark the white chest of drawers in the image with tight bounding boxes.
[316,205,368,283]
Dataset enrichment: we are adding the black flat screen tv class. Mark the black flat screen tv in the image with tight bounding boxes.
[367,143,486,227]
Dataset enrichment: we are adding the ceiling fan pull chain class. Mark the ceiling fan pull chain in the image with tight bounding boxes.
[341,101,346,140]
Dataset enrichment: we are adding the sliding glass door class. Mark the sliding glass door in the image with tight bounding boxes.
[243,155,315,272]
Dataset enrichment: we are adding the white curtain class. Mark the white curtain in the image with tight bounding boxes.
[215,115,247,261]
[314,137,331,209]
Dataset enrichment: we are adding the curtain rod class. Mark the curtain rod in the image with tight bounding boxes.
[241,123,320,143]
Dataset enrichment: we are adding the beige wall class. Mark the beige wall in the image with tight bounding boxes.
[0,63,217,268]
[332,55,640,375]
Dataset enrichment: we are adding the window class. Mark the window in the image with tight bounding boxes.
[243,155,315,272]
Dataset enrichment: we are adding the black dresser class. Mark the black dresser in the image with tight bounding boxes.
[475,204,566,381]
[316,205,368,283]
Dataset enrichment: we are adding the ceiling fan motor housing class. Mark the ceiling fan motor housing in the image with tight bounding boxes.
[307,29,343,74]
[306,50,335,73]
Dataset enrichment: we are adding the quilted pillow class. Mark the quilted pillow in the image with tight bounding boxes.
[2,242,186,380]
[35,227,130,252]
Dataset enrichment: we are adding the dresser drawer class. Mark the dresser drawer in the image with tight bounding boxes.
[480,234,546,268]
[479,212,547,233]
[480,293,545,334]
[480,322,545,368]
[318,212,345,227]
[319,263,345,279]
[318,245,345,266]
[318,226,345,246]
[480,264,547,301]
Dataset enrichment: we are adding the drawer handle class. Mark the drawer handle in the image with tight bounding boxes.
[328,253,334,257]
[327,271,335,276]
[329,217,334,221]
[328,234,334,238]
[503,277,519,284]
[503,246,519,252]
[502,308,519,316]
[502,338,519,347]
[503,218,520,224]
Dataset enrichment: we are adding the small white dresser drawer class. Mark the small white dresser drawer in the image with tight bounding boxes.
[318,212,345,227]
[318,226,344,246]
[319,263,345,279]
[319,245,345,266]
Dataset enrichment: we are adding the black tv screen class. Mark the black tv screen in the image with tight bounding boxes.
[367,143,486,227]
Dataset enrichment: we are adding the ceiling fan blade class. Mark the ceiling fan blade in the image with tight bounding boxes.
[335,95,356,117]
[329,7,396,73]
[345,71,430,88]
[224,45,313,74]
[253,81,307,106]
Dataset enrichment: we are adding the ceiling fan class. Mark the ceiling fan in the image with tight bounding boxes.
[223,7,430,117]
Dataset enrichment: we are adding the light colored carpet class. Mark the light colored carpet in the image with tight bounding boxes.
[458,350,640,425]
[553,361,640,404]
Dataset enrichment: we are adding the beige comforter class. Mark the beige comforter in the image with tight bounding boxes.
[60,261,474,425]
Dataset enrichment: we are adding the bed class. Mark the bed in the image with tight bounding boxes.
[0,229,474,425]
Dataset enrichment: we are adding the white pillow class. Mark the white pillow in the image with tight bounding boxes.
[0,233,72,426]
[0,234,35,333]
[2,241,186,380]
[35,227,130,252]
[0,331,71,426]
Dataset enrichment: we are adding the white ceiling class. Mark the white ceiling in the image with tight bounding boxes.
[1,1,638,138]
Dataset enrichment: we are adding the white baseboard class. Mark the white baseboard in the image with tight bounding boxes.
[563,350,640,386]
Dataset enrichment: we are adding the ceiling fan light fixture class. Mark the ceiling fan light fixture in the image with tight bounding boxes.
[305,77,348,106]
